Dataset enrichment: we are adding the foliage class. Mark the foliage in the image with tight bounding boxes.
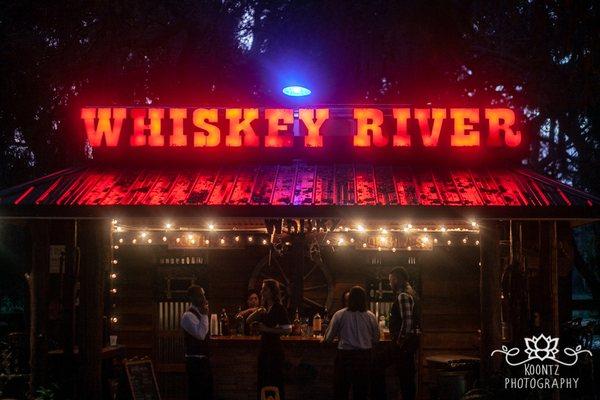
[0,1,598,193]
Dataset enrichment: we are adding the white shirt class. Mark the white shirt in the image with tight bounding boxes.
[181,306,209,357]
[324,308,380,350]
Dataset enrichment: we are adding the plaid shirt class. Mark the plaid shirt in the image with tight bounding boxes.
[398,292,414,336]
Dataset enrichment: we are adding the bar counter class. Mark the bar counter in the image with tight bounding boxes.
[205,335,397,400]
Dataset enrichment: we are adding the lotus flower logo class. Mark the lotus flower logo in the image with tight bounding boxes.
[492,334,592,367]
[523,334,560,361]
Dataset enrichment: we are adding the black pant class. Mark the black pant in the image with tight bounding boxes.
[371,337,417,400]
[257,350,285,400]
[186,356,213,400]
[334,349,372,400]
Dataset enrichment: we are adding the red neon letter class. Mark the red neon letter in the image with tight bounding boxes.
[265,109,294,147]
[392,108,411,147]
[169,108,187,146]
[354,108,386,147]
[81,107,125,147]
[131,108,164,147]
[414,108,446,147]
[193,109,220,147]
[450,108,480,147]
[299,108,328,147]
[225,108,259,147]
[485,108,521,147]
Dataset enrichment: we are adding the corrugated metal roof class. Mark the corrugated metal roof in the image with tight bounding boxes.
[1,165,596,211]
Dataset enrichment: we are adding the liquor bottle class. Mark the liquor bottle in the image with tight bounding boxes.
[321,308,330,334]
[219,309,230,336]
[292,308,302,336]
[312,312,322,336]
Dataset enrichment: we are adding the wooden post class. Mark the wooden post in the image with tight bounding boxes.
[479,220,503,380]
[62,220,78,355]
[550,221,559,337]
[78,219,110,400]
[29,220,50,399]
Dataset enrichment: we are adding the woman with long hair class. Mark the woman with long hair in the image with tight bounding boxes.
[323,286,380,400]
[247,279,292,399]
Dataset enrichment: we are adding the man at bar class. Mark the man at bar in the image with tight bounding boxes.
[181,285,213,400]
[371,267,419,400]
[247,279,292,400]
[323,286,380,400]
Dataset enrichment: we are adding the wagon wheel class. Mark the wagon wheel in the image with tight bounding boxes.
[249,246,333,313]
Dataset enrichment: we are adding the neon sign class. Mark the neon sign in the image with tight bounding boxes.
[81,106,522,149]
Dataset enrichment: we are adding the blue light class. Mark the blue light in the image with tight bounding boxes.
[282,85,311,97]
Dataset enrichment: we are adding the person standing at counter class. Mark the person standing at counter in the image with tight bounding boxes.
[181,285,213,400]
[247,279,292,400]
[323,286,379,400]
[235,289,261,335]
[372,267,419,400]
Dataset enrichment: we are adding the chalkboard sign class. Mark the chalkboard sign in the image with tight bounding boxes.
[124,359,161,400]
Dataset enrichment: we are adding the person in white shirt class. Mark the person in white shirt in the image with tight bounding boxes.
[180,285,212,400]
[323,286,379,400]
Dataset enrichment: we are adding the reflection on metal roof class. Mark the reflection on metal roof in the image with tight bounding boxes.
[1,164,596,208]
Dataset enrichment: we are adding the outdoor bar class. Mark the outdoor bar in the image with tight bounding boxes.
[1,105,598,400]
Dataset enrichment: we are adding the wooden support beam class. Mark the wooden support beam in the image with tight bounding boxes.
[479,220,503,380]
[77,219,110,400]
[28,220,50,399]
[62,220,78,356]
[550,221,559,337]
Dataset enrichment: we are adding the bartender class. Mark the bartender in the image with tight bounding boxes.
[180,285,212,400]
[247,279,292,400]
[235,289,261,335]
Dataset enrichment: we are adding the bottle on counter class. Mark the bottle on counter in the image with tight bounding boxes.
[321,308,329,334]
[312,312,322,336]
[219,308,230,336]
[292,308,302,336]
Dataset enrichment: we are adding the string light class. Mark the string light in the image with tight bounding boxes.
[248,236,253,242]
[235,236,240,242]
[262,239,268,245]
[112,259,118,265]
[118,238,123,243]
[162,236,167,242]
[111,219,118,225]
[110,288,117,294]
[110,316,119,324]
[140,231,148,239]
[164,222,172,229]
[447,240,452,245]
[176,237,181,243]
[475,240,480,245]
[208,223,215,231]
[462,237,468,244]
[357,224,365,232]
[132,238,137,244]
[147,238,152,244]
[113,245,119,250]
[362,243,367,248]
[220,238,226,245]
[440,226,447,232]
[110,273,117,279]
